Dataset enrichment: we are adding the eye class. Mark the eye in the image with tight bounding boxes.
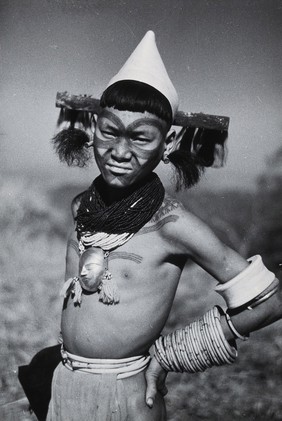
[132,136,151,144]
[85,263,99,269]
[101,130,116,139]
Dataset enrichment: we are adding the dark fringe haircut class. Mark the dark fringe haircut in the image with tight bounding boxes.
[100,80,173,125]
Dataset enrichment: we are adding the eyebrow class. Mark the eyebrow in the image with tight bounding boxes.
[98,110,125,130]
[128,119,166,134]
[99,119,119,130]
[99,110,166,135]
[83,262,99,267]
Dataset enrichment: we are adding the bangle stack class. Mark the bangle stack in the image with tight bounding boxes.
[154,306,237,373]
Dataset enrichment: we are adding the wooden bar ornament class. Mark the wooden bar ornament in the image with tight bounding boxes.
[56,91,230,131]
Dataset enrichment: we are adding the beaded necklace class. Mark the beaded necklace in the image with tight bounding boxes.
[74,173,165,304]
[76,172,165,235]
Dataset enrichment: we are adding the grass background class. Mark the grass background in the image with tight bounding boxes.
[0,174,281,420]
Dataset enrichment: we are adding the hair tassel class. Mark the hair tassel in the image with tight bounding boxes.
[192,128,228,168]
[168,127,228,190]
[52,108,93,167]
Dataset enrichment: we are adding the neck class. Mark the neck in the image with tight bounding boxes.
[97,174,155,205]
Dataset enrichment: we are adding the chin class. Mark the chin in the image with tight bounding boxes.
[110,181,135,189]
[103,175,137,189]
[80,280,99,292]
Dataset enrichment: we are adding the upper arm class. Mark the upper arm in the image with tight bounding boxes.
[164,206,248,283]
[65,229,80,281]
[64,192,85,281]
[71,191,85,220]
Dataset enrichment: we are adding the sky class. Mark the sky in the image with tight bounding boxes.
[0,0,282,190]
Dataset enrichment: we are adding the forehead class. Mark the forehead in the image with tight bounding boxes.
[98,107,168,133]
[80,251,99,265]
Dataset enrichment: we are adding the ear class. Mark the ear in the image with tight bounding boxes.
[85,114,98,148]
[85,138,94,148]
[163,127,187,159]
[162,128,184,162]
[163,129,176,156]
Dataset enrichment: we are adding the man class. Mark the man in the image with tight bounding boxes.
[48,31,282,420]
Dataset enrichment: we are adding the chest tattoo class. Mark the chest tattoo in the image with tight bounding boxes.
[109,251,143,264]
[150,197,179,223]
[137,215,179,236]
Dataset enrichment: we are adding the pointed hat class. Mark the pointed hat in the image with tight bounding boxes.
[107,30,179,118]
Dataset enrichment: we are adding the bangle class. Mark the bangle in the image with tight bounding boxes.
[215,255,275,309]
[225,310,249,341]
[247,284,279,310]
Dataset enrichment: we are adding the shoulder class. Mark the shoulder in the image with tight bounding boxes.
[152,194,222,256]
[150,194,182,223]
[151,193,199,227]
[139,193,198,240]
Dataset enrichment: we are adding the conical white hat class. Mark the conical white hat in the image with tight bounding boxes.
[107,30,179,118]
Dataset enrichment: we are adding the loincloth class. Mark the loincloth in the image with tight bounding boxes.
[47,347,151,421]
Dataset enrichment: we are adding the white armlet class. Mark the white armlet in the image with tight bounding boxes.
[215,255,275,309]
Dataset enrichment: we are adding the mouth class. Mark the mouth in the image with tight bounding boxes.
[106,163,131,175]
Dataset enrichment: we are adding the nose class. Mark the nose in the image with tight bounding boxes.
[80,267,87,276]
[111,137,132,161]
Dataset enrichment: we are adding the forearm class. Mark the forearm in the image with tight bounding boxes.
[215,255,281,340]
[154,255,282,373]
[221,280,282,341]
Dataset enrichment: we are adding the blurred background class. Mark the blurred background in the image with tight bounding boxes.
[0,0,282,420]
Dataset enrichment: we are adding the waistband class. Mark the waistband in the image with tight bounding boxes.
[61,346,151,379]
